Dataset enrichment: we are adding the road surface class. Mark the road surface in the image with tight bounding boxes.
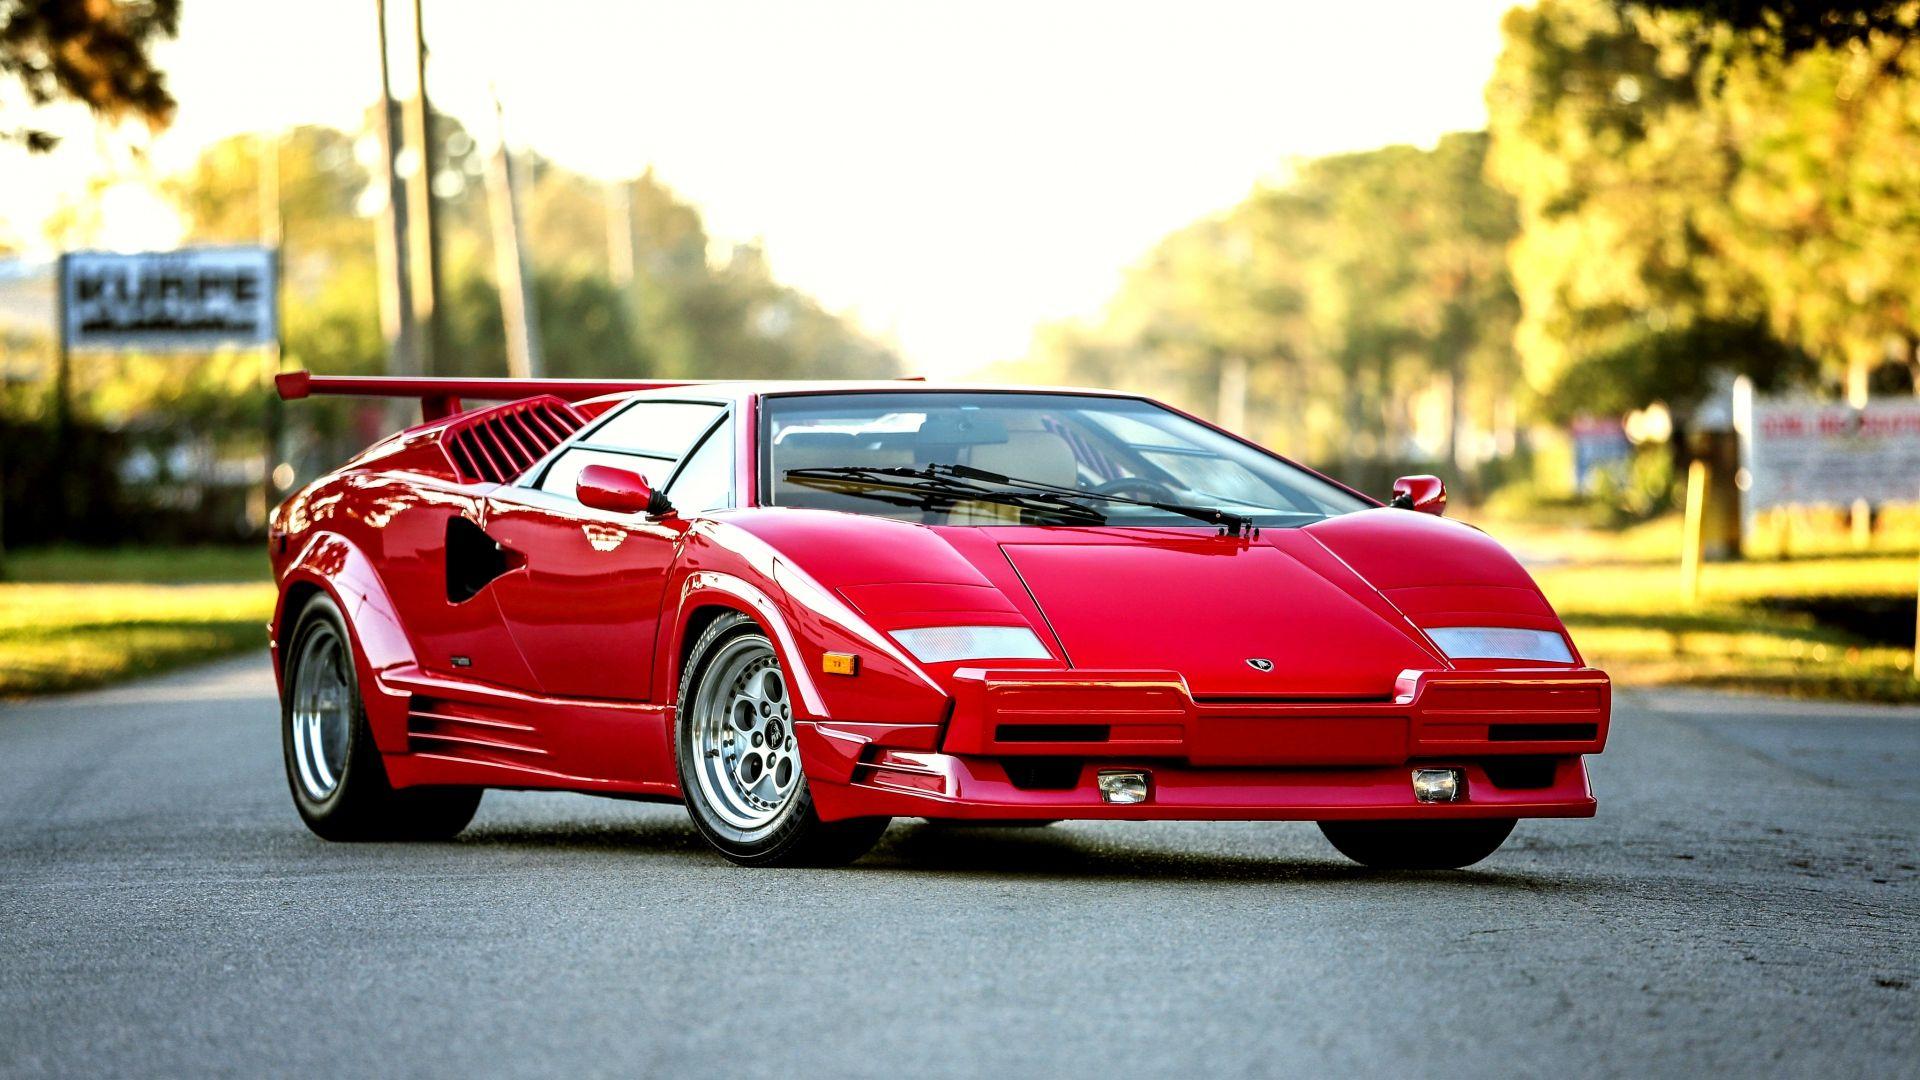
[2,655,1915,1077]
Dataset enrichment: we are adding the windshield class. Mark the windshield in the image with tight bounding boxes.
[760,392,1370,527]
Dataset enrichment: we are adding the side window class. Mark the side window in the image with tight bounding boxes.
[531,400,725,498]
[586,401,723,457]
[665,419,734,513]
[539,446,675,496]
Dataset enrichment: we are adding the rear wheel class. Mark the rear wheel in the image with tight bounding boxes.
[1317,818,1516,870]
[282,595,481,841]
[675,613,888,867]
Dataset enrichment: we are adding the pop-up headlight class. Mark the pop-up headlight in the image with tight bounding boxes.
[889,625,1051,664]
[1425,626,1573,663]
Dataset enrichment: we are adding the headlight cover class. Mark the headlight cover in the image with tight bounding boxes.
[1426,626,1574,663]
[890,625,1052,664]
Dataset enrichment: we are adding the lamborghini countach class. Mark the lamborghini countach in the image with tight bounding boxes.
[268,372,1608,868]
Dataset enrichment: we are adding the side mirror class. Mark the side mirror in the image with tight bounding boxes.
[577,464,673,517]
[1389,474,1447,516]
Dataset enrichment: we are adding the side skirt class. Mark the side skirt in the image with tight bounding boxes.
[374,664,681,798]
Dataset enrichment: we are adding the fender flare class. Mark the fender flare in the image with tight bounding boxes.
[670,570,830,720]
[273,531,417,753]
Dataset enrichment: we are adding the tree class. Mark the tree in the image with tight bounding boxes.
[1486,0,1813,418]
[1028,134,1520,471]
[1628,1,1920,56]
[0,0,179,150]
[168,121,899,431]
[1491,0,1915,410]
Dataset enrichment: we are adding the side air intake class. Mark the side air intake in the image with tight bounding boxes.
[441,396,587,483]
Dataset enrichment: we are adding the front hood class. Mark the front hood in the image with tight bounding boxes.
[999,531,1442,698]
[727,508,1561,699]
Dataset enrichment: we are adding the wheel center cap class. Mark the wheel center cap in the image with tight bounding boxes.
[765,719,784,745]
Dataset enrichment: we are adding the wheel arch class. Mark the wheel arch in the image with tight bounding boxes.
[666,576,826,721]
[676,602,746,692]
[272,531,418,752]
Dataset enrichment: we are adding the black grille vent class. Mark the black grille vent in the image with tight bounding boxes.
[1002,758,1085,790]
[1488,722,1599,742]
[997,724,1110,743]
[442,396,586,483]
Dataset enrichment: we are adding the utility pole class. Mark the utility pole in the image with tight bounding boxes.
[1847,352,1872,548]
[258,131,285,528]
[373,0,418,379]
[604,178,635,287]
[400,0,443,376]
[1217,354,1248,433]
[0,347,10,580]
[52,252,71,535]
[485,89,544,378]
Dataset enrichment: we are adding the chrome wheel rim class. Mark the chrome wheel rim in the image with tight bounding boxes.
[690,637,801,832]
[290,625,353,802]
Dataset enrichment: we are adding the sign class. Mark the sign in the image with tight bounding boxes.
[60,247,277,352]
[1738,395,1920,510]
[1570,415,1632,494]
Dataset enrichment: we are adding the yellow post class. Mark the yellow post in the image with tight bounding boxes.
[1682,459,1708,605]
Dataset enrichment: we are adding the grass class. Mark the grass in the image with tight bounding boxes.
[3,524,1915,704]
[1468,512,1919,704]
[0,547,274,698]
[7,544,266,584]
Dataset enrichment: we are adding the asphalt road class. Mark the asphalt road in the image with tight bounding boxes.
[2,656,1915,1078]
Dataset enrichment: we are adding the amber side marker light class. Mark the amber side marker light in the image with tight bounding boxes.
[822,652,860,676]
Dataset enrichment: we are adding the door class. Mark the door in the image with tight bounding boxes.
[483,400,730,701]
[359,474,537,688]
[484,489,682,700]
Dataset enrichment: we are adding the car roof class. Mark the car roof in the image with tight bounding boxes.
[581,380,1153,409]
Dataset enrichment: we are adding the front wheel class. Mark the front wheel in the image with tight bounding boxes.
[675,613,888,867]
[1317,818,1516,870]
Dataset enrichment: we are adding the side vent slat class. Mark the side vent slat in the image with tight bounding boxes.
[521,407,563,441]
[446,437,482,479]
[492,415,536,466]
[438,396,587,484]
[506,407,545,449]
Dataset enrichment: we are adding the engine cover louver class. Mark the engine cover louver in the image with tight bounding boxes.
[441,396,587,483]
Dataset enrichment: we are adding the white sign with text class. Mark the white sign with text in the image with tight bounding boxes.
[61,248,277,352]
[1741,395,1920,509]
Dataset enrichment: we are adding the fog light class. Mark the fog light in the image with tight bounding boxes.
[1097,770,1150,805]
[1412,767,1465,803]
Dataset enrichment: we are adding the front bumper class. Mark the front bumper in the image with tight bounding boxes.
[800,666,1608,822]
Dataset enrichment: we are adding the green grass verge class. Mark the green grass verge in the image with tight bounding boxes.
[4,529,1914,704]
[1471,515,1919,704]
[7,544,266,584]
[1,549,275,698]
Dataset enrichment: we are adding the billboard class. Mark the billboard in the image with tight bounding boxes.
[1739,395,1920,510]
[61,247,277,352]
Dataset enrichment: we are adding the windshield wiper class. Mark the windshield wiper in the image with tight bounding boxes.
[784,464,1257,537]
[782,466,1108,525]
[935,463,1258,537]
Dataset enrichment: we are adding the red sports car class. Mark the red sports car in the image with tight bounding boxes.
[268,371,1609,869]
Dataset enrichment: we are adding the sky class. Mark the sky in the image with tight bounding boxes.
[1,0,1516,377]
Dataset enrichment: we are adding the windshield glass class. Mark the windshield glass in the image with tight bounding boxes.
[760,392,1370,527]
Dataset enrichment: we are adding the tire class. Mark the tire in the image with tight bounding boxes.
[281,595,481,841]
[1317,818,1516,870]
[674,612,888,867]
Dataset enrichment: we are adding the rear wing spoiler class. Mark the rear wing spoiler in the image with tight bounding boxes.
[274,370,702,422]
